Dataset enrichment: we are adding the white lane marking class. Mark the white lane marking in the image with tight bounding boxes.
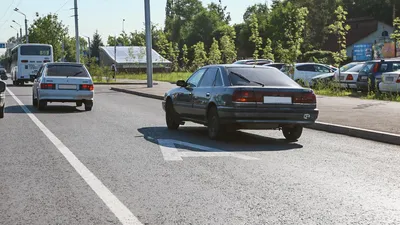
[157,139,259,161]
[6,88,142,225]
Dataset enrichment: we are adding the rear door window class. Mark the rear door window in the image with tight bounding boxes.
[199,68,217,87]
[296,65,315,72]
[314,65,331,73]
[46,65,89,77]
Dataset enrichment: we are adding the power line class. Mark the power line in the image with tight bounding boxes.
[0,0,18,36]
[56,0,72,14]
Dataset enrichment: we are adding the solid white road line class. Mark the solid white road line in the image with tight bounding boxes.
[7,88,142,225]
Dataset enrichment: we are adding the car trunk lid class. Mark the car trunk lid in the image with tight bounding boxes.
[44,76,93,90]
[382,72,400,84]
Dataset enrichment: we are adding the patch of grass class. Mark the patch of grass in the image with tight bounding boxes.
[314,88,352,97]
[116,72,192,83]
[363,92,400,102]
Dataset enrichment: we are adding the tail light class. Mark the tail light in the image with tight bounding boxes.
[293,92,316,104]
[232,90,257,102]
[346,74,354,80]
[40,83,55,89]
[80,84,94,91]
[21,60,28,63]
[397,75,400,83]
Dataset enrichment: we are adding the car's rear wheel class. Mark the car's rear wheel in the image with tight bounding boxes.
[84,100,93,111]
[0,105,4,118]
[165,100,180,130]
[282,125,303,142]
[32,93,38,106]
[38,100,47,110]
[207,106,224,140]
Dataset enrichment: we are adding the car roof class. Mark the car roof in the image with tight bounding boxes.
[367,58,400,62]
[204,64,276,69]
[45,62,84,66]
[295,62,328,66]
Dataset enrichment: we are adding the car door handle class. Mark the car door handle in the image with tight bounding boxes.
[206,92,210,97]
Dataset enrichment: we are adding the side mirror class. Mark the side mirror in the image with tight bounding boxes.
[176,80,187,87]
[0,81,6,92]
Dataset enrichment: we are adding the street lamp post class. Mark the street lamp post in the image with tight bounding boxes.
[12,20,23,40]
[122,19,125,33]
[144,0,153,88]
[74,0,80,63]
[82,35,91,59]
[10,25,19,42]
[14,8,28,43]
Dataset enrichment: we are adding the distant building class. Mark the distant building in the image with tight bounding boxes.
[323,17,394,60]
[99,46,172,73]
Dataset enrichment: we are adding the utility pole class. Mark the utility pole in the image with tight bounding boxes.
[14,8,28,43]
[74,0,80,63]
[122,19,125,33]
[144,0,153,88]
[114,35,117,80]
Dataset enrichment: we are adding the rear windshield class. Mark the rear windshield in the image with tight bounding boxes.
[20,46,51,56]
[227,67,299,87]
[346,63,365,72]
[46,65,89,77]
[340,63,358,72]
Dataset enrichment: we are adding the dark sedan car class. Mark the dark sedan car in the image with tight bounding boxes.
[0,80,6,118]
[0,66,7,80]
[356,59,400,92]
[162,65,319,141]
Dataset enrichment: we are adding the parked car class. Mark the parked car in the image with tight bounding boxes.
[333,62,363,81]
[32,62,94,111]
[379,71,400,93]
[264,63,286,70]
[0,80,5,118]
[281,63,334,85]
[337,62,365,89]
[233,59,274,65]
[162,65,319,141]
[356,58,400,92]
[309,72,334,88]
[0,66,7,80]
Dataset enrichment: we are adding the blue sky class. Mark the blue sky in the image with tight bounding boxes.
[0,0,270,44]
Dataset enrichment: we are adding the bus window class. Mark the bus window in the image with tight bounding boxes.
[20,46,51,56]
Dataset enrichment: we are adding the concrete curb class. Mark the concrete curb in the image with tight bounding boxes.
[95,82,158,85]
[308,122,400,145]
[110,87,164,100]
[111,87,400,145]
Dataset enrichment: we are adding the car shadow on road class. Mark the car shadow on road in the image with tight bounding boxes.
[138,126,303,152]
[5,105,85,114]
[6,84,33,87]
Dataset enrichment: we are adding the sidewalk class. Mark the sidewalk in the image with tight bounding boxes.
[111,81,400,136]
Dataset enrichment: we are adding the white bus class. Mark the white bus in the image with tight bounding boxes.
[10,44,54,86]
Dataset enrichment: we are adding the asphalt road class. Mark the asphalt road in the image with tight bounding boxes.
[1,81,400,225]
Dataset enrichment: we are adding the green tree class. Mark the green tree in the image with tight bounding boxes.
[249,14,263,59]
[155,32,169,58]
[90,30,104,60]
[208,38,222,64]
[192,42,208,70]
[273,41,290,63]
[262,38,274,61]
[181,44,189,71]
[328,5,351,66]
[28,13,68,61]
[130,31,145,46]
[391,17,400,42]
[220,35,236,63]
[107,36,117,46]
[166,42,179,71]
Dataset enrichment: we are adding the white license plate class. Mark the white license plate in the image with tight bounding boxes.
[385,77,394,82]
[28,64,38,69]
[361,76,368,81]
[58,84,76,90]
[264,96,292,104]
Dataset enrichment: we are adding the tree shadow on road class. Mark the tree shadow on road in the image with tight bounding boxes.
[5,104,85,114]
[138,126,303,152]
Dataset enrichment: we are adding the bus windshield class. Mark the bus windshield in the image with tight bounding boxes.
[20,46,51,56]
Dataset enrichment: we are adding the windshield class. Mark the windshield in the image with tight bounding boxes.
[46,64,89,77]
[339,63,358,72]
[20,46,51,56]
[227,67,299,87]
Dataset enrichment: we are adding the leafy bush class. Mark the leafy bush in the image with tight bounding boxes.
[302,50,335,65]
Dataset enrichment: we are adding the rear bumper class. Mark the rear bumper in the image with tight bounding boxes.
[218,107,319,129]
[356,81,369,91]
[340,82,357,89]
[379,83,400,93]
[38,89,94,101]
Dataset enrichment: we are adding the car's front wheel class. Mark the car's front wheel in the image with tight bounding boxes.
[282,125,303,142]
[207,106,224,140]
[165,100,180,130]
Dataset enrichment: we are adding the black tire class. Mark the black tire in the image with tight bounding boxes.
[282,125,303,142]
[32,93,38,106]
[165,100,180,130]
[84,100,93,111]
[76,101,83,107]
[13,80,17,86]
[0,105,4,119]
[207,106,224,140]
[38,100,47,110]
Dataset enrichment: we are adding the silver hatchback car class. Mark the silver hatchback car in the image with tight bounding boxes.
[32,62,94,111]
